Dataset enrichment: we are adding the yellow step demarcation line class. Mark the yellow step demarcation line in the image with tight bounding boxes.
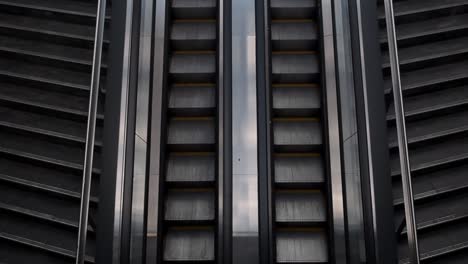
[173,50,216,54]
[272,83,319,88]
[273,117,320,122]
[274,153,321,157]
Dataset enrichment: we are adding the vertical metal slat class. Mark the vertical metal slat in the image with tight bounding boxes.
[76,0,107,263]
[383,0,420,263]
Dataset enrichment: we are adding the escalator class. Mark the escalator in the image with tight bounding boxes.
[0,0,109,263]
[379,0,468,263]
[267,0,329,262]
[155,0,219,262]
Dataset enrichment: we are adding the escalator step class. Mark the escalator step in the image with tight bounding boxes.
[270,0,317,19]
[163,228,215,262]
[272,84,321,117]
[0,11,110,44]
[273,119,322,152]
[167,118,215,151]
[271,21,319,51]
[274,154,324,187]
[276,229,328,263]
[0,0,111,19]
[272,53,320,83]
[275,191,326,225]
[169,84,216,116]
[165,189,215,223]
[170,53,216,83]
[171,21,216,50]
[380,14,468,47]
[392,164,468,205]
[172,0,217,19]
[166,153,216,186]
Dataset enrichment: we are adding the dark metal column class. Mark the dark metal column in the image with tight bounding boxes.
[218,0,233,263]
[96,0,136,262]
[231,0,260,262]
[256,0,273,262]
[319,1,348,262]
[348,0,398,263]
[146,0,168,262]
[128,0,155,262]
[332,0,368,262]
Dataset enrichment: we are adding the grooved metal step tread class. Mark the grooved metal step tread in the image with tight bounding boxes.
[378,0,468,20]
[388,110,468,148]
[390,135,468,177]
[397,219,468,264]
[0,0,111,19]
[0,232,95,263]
[273,120,322,151]
[0,211,95,258]
[172,0,216,19]
[163,228,215,262]
[0,34,108,67]
[271,21,318,51]
[275,191,326,225]
[165,190,215,222]
[0,12,110,43]
[0,57,91,92]
[0,105,102,143]
[0,236,75,264]
[0,81,103,118]
[273,85,321,116]
[166,153,216,185]
[387,85,468,121]
[382,36,468,69]
[170,53,216,83]
[383,61,468,94]
[398,193,468,233]
[276,229,328,263]
[0,173,98,204]
[0,178,92,224]
[0,129,101,170]
[271,0,317,19]
[274,154,324,186]
[167,119,216,150]
[380,14,468,45]
[169,84,216,116]
[272,53,320,84]
[392,164,468,205]
[171,21,216,50]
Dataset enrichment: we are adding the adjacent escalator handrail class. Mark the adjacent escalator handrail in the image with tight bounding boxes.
[382,0,420,263]
[76,0,107,263]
